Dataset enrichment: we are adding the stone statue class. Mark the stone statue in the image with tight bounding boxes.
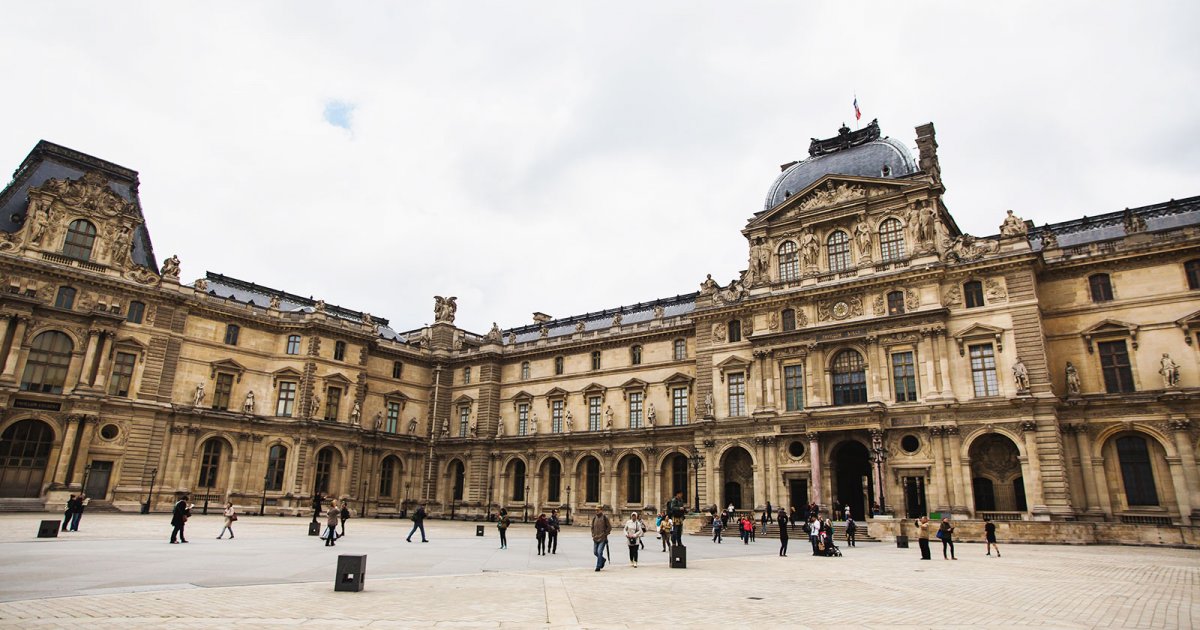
[1000,209,1028,237]
[496,420,504,437]
[161,255,181,279]
[704,392,714,417]
[434,296,458,324]
[110,225,132,268]
[242,390,255,414]
[314,299,326,313]
[604,405,614,429]
[485,322,502,342]
[575,321,586,333]
[854,219,873,259]
[374,412,384,431]
[564,410,573,433]
[469,421,478,438]
[611,312,622,326]
[1065,362,1081,396]
[916,202,937,245]
[1160,353,1180,388]
[439,418,449,437]
[799,230,819,270]
[361,312,374,327]
[529,413,538,435]
[750,242,770,284]
[310,394,322,418]
[192,382,205,407]
[27,200,50,245]
[654,305,665,319]
[408,417,418,434]
[269,295,281,309]
[539,326,549,339]
[713,322,727,342]
[1012,358,1030,392]
[700,274,719,294]
[647,403,657,426]
[349,401,361,425]
[507,332,517,345]
[1041,228,1059,250]
[193,278,208,292]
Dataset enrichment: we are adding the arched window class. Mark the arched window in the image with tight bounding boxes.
[20,331,74,394]
[831,349,867,406]
[451,460,466,501]
[223,324,240,346]
[887,290,905,315]
[585,457,601,503]
[625,457,643,504]
[1186,259,1200,290]
[1116,435,1159,506]
[782,308,796,331]
[379,456,399,498]
[126,301,145,324]
[0,419,55,497]
[1089,273,1114,302]
[827,231,852,272]
[520,361,530,380]
[547,459,562,502]
[265,444,287,491]
[878,218,906,261]
[286,335,301,355]
[778,241,799,282]
[728,320,742,343]
[512,460,527,501]
[62,219,97,260]
[314,448,334,495]
[197,439,224,489]
[54,286,76,310]
[630,345,642,365]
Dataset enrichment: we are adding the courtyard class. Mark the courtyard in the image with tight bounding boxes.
[0,513,1195,628]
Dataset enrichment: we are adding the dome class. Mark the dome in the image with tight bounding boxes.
[763,123,918,211]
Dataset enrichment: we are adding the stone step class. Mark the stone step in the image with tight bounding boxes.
[0,498,46,513]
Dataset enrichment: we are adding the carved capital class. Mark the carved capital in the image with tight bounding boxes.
[1168,418,1192,432]
[806,432,820,442]
[1020,420,1038,433]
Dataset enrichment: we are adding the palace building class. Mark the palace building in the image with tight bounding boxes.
[1,122,1199,541]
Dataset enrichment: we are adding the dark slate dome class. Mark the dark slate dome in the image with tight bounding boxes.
[763,120,918,211]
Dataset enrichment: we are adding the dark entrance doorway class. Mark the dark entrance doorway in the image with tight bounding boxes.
[832,440,873,520]
[0,419,54,498]
[84,460,113,500]
[721,447,754,510]
[903,476,927,518]
[724,481,742,510]
[788,478,808,516]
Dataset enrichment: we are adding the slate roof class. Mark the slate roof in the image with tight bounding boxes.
[1029,195,1200,250]
[762,135,919,212]
[503,294,698,344]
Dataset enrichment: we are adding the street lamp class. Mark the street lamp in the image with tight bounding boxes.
[565,485,572,525]
[142,467,158,514]
[689,452,705,513]
[871,432,889,516]
[82,463,92,497]
[403,481,411,517]
[523,485,530,523]
[360,478,368,519]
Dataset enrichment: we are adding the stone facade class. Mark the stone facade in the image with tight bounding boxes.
[1,129,1199,536]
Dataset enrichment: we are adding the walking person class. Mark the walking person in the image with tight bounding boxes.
[217,501,236,539]
[68,492,86,531]
[61,495,76,532]
[548,509,560,554]
[659,516,672,552]
[711,512,723,543]
[844,504,851,521]
[535,513,548,555]
[938,517,956,560]
[170,494,192,544]
[845,516,857,547]
[916,515,931,560]
[323,500,340,547]
[497,508,511,549]
[984,517,1001,557]
[591,506,611,571]
[624,512,643,567]
[749,514,756,542]
[406,504,428,542]
[789,506,797,530]
[777,508,789,557]
[636,512,646,550]
[338,500,351,538]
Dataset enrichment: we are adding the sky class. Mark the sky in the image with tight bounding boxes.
[1,2,1197,334]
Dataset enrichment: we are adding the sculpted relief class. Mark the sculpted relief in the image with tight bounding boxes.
[21,172,143,268]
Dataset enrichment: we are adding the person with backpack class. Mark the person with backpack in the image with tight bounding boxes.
[845,516,857,547]
[659,516,672,552]
[711,512,723,543]
[68,492,86,531]
[666,491,687,547]
[938,517,956,560]
[497,508,511,549]
[323,499,341,547]
[406,504,428,542]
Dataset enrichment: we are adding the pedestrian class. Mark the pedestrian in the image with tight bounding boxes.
[547,509,561,554]
[406,504,428,542]
[218,501,236,539]
[749,514,757,542]
[69,492,86,531]
[591,506,611,571]
[938,517,956,560]
[845,516,857,547]
[535,513,549,555]
[711,512,723,543]
[766,501,773,523]
[170,494,192,544]
[659,516,672,552]
[636,512,646,550]
[727,502,735,521]
[984,517,1001,557]
[740,515,752,544]
[654,511,663,539]
[623,512,643,567]
[667,491,687,547]
[821,518,835,556]
[761,510,769,535]
[61,495,75,532]
[324,500,340,546]
[777,508,789,556]
[916,515,931,560]
[338,499,351,538]
[497,508,511,549]
[844,504,851,521]
[311,492,323,522]
[807,516,820,556]
[789,506,797,530]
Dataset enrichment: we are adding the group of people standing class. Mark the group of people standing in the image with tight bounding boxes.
[61,493,86,532]
[533,509,562,555]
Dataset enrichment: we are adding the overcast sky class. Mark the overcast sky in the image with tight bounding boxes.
[2,2,1197,333]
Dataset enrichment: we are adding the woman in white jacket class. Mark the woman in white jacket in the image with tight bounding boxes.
[623,512,644,567]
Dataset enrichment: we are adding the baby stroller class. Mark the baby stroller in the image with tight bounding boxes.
[822,529,843,557]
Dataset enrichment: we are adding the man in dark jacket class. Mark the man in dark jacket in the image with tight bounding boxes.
[69,492,86,531]
[666,491,686,547]
[170,494,191,544]
[777,508,789,556]
[547,509,561,554]
[406,504,428,542]
[62,494,77,531]
[338,500,351,537]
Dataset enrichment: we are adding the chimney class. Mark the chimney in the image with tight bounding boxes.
[915,123,941,184]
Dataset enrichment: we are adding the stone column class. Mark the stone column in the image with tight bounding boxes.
[178,428,201,491]
[77,330,100,388]
[0,316,28,381]
[929,426,951,513]
[92,333,115,392]
[808,432,822,509]
[875,343,891,403]
[68,417,99,487]
[807,347,825,406]
[934,331,954,399]
[919,333,938,398]
[1020,420,1049,517]
[1169,418,1200,523]
[869,429,884,513]
[50,417,81,487]
[946,426,969,515]
[1069,424,1100,515]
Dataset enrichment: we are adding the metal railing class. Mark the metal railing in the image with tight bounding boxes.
[978,511,1024,521]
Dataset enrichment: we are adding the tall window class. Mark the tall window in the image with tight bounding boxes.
[1098,340,1135,394]
[324,387,342,421]
[459,406,470,437]
[1116,435,1159,506]
[126,301,145,324]
[832,350,867,405]
[512,461,526,501]
[451,461,465,501]
[672,387,689,425]
[333,340,346,361]
[392,361,403,379]
[223,324,240,346]
[314,448,334,495]
[1186,260,1200,290]
[671,454,688,500]
[782,308,796,331]
[213,373,234,410]
[62,219,97,260]
[547,459,562,502]
[518,403,529,436]
[265,444,287,491]
[778,241,799,281]
[727,372,746,416]
[109,351,137,397]
[585,458,601,503]
[591,351,601,370]
[462,366,471,384]
[386,401,401,433]
[551,400,563,433]
[286,335,301,355]
[554,356,564,375]
[628,391,643,428]
[784,364,804,411]
[520,361,530,380]
[630,345,642,365]
[969,344,999,397]
[674,338,687,360]
[626,457,643,504]
[198,439,222,488]
[55,286,76,309]
[1089,274,1114,302]
[276,381,297,416]
[892,351,917,402]
[588,396,601,431]
[728,320,742,343]
[20,331,73,394]
[827,231,852,272]
[878,218,906,261]
[964,281,984,308]
[379,456,397,497]
[887,291,905,315]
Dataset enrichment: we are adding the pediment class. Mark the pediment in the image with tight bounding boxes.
[210,358,247,380]
[382,389,408,401]
[1081,319,1137,337]
[510,390,534,402]
[952,323,1005,356]
[619,378,648,390]
[322,371,353,384]
[581,382,607,396]
[715,355,753,370]
[1176,310,1200,327]
[663,372,695,388]
[751,174,922,228]
[544,386,569,398]
[453,393,475,406]
[271,366,303,387]
[112,336,148,351]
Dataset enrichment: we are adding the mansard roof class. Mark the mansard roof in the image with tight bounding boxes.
[1030,194,1200,251]
[504,292,698,344]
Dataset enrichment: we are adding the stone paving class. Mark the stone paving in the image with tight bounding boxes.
[0,513,1195,628]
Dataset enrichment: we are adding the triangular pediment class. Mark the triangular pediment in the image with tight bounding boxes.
[544,386,569,398]
[663,372,695,386]
[751,174,923,228]
[113,336,148,350]
[1081,319,1137,336]
[453,393,474,405]
[382,389,408,401]
[581,382,607,395]
[510,390,534,402]
[952,323,1005,340]
[1177,309,1200,326]
[322,371,353,384]
[716,355,753,370]
[210,358,247,379]
[619,378,648,390]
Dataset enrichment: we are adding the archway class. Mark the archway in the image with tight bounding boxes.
[831,440,873,520]
[0,419,55,497]
[447,459,466,504]
[578,456,602,505]
[378,455,402,501]
[661,453,689,509]
[196,437,233,497]
[721,446,754,510]
[540,457,563,504]
[313,446,340,496]
[1099,431,1175,513]
[618,454,644,506]
[969,434,1026,512]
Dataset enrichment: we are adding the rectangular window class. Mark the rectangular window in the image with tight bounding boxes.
[964,281,985,309]
[108,352,137,397]
[728,321,742,343]
[783,365,804,411]
[459,406,470,437]
[324,387,342,421]
[224,324,240,345]
[969,344,999,397]
[727,372,746,417]
[674,339,687,360]
[589,396,601,431]
[554,356,564,375]
[386,402,400,433]
[1098,340,1135,394]
[276,382,297,417]
[591,351,601,370]
[672,387,689,425]
[213,373,234,410]
[463,367,471,384]
[392,361,403,379]
[286,335,301,355]
[333,341,346,361]
[628,392,643,428]
[892,351,917,402]
[518,403,529,436]
[551,400,563,433]
[126,302,145,324]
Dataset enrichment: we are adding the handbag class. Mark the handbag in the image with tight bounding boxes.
[936,529,945,540]
[230,513,238,522]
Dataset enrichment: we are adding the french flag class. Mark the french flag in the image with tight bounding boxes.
[853,97,861,121]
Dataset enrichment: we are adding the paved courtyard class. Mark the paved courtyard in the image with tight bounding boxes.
[0,512,1195,628]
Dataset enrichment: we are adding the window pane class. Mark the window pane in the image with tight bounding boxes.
[892,351,917,402]
[628,392,643,428]
[674,339,686,360]
[879,218,906,261]
[728,320,741,343]
[324,387,341,421]
[969,344,999,397]
[519,403,529,436]
[551,400,562,433]
[386,402,400,433]
[1098,340,1135,393]
[63,220,97,260]
[778,241,799,282]
[672,388,689,425]
[827,231,851,272]
[1089,274,1113,302]
[286,335,301,355]
[55,287,75,310]
[109,352,137,397]
[1116,436,1159,506]
[964,281,984,308]
[832,350,867,405]
[784,365,804,411]
[126,301,145,324]
[887,291,905,315]
[20,331,73,394]
[589,397,601,431]
[727,372,746,416]
[213,373,234,410]
[276,382,296,416]
[1186,260,1200,290]
[224,325,239,345]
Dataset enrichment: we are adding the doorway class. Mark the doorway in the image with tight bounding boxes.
[832,441,873,520]
[903,476,927,518]
[788,478,809,515]
[724,481,743,510]
[84,461,113,500]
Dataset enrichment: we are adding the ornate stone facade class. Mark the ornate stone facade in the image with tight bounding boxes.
[1,131,1199,536]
